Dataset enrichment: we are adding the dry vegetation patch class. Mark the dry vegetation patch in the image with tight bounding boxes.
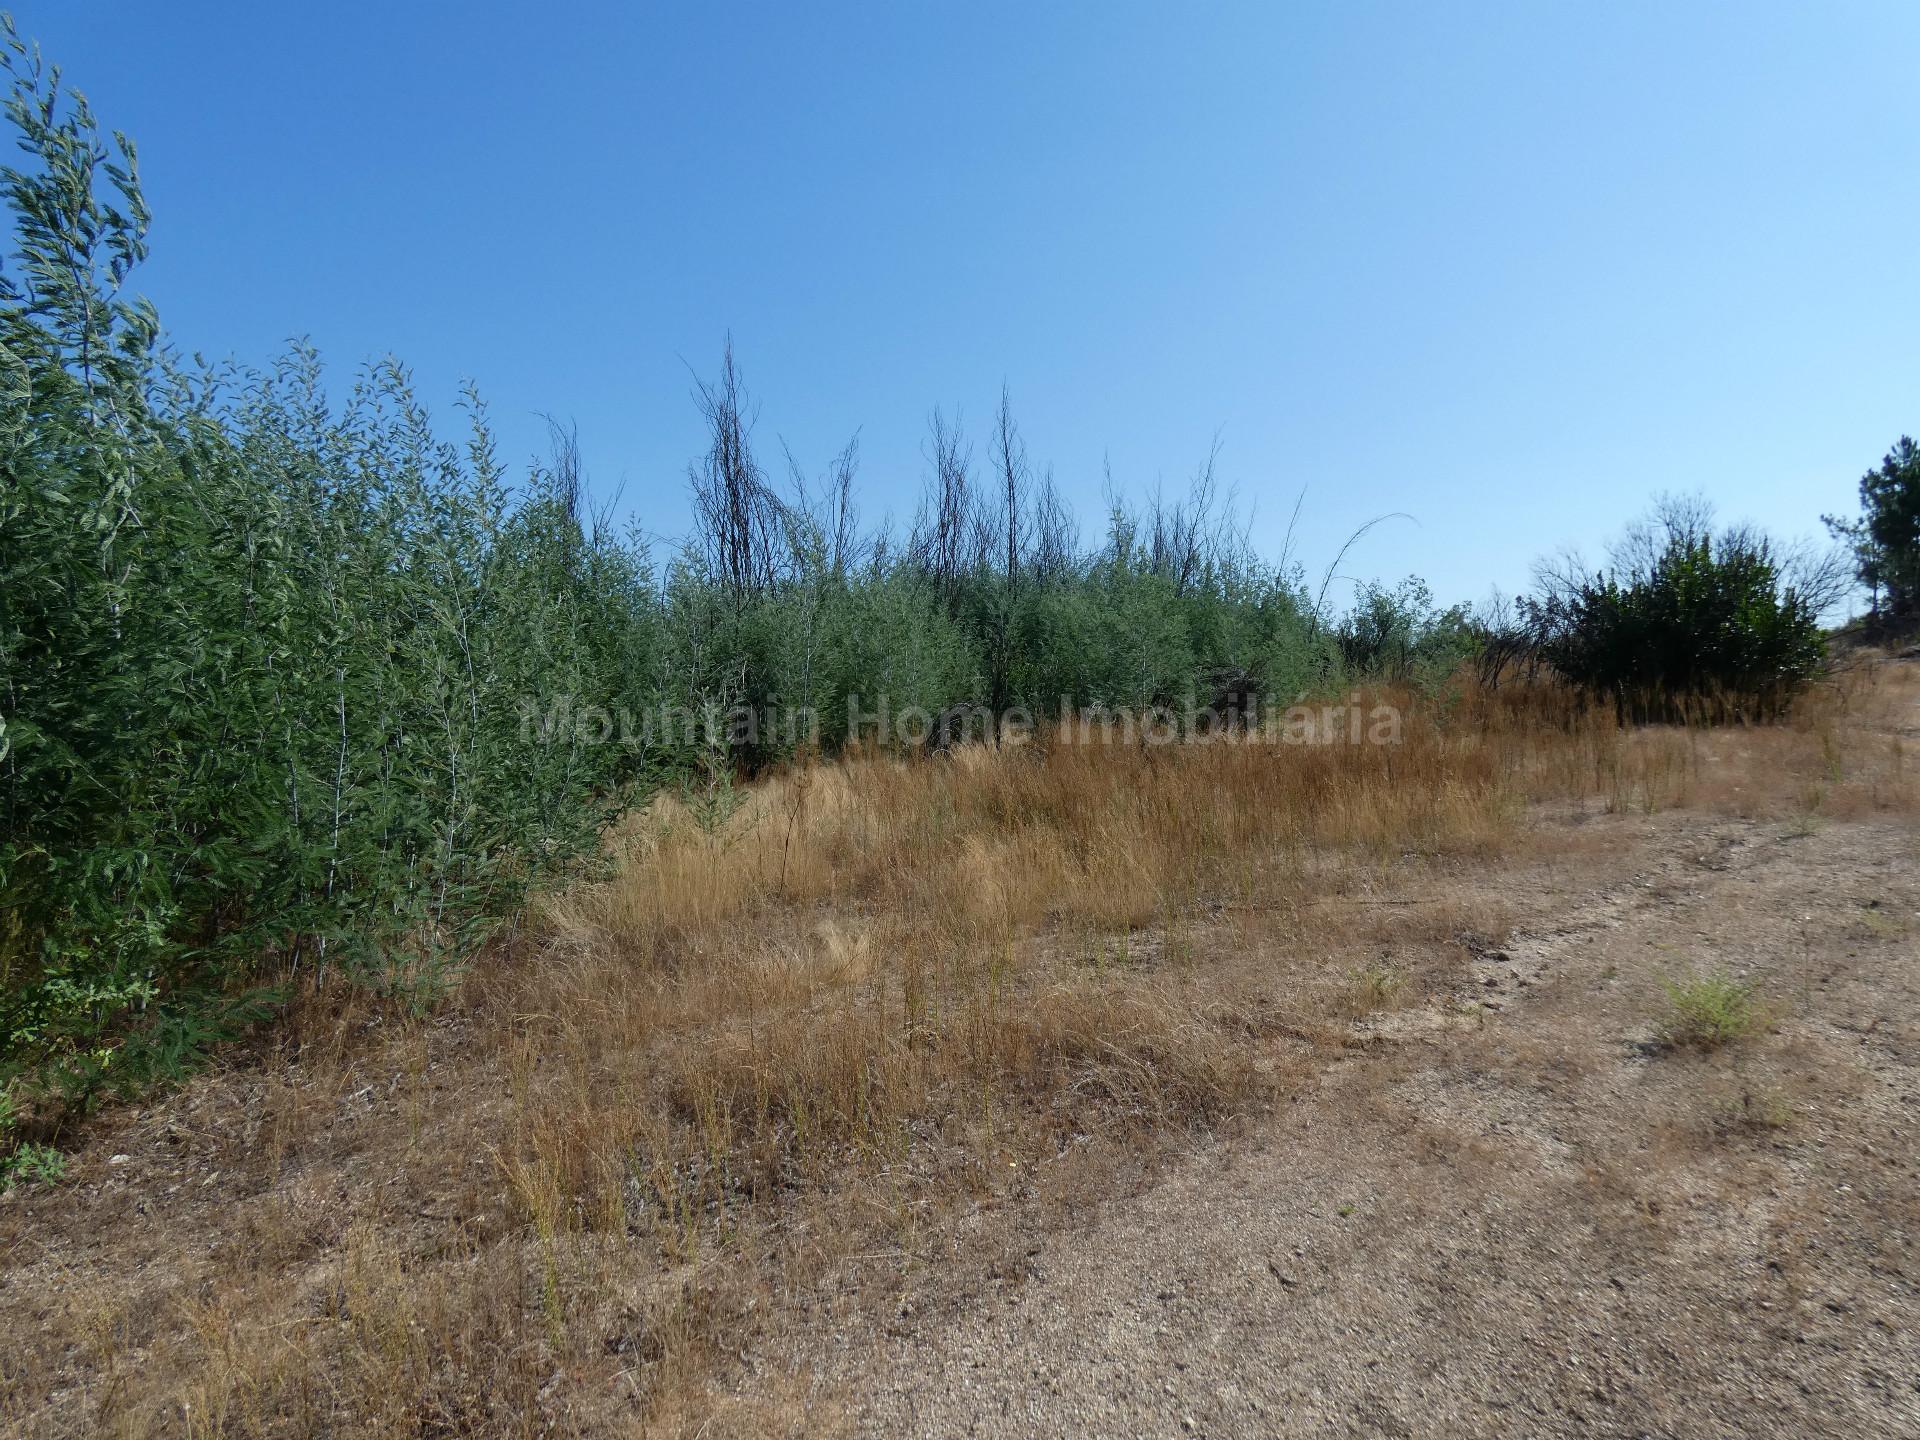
[3,664,1916,1438]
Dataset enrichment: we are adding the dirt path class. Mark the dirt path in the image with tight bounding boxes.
[822,809,1920,1437]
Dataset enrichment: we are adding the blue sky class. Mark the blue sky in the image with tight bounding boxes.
[13,1,1916,609]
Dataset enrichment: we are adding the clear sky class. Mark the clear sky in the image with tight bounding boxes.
[12,1,1916,610]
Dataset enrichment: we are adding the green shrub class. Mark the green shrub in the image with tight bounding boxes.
[0,28,662,1111]
[0,1140,64,1190]
[1530,509,1825,721]
[1335,576,1478,687]
[1656,972,1766,1050]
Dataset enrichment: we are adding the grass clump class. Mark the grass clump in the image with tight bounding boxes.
[1712,1086,1794,1136]
[1656,971,1767,1050]
[1345,960,1406,1015]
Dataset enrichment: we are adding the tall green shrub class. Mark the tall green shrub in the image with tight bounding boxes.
[1530,520,1824,721]
[0,29,662,1114]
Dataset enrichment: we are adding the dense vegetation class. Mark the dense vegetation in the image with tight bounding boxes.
[0,35,1475,1127]
[0,43,675,1118]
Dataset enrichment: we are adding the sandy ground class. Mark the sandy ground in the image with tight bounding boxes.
[814,808,1920,1438]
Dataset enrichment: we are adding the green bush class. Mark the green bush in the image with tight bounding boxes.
[1529,512,1825,721]
[1334,576,1478,688]
[1657,972,1766,1050]
[0,30,662,1118]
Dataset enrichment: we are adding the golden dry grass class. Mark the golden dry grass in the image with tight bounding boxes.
[2,662,1914,1438]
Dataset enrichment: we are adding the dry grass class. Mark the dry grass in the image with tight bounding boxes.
[2,664,1914,1438]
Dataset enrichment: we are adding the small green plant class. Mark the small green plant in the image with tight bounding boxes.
[1855,907,1910,940]
[0,1141,66,1189]
[681,719,744,846]
[1784,798,1826,838]
[1346,960,1405,1014]
[1657,971,1766,1050]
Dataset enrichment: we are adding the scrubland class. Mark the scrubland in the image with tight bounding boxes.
[3,655,1913,1438]
[5,18,1918,1438]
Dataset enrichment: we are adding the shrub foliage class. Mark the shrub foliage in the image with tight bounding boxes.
[0,34,660,1112]
[1524,510,1825,721]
